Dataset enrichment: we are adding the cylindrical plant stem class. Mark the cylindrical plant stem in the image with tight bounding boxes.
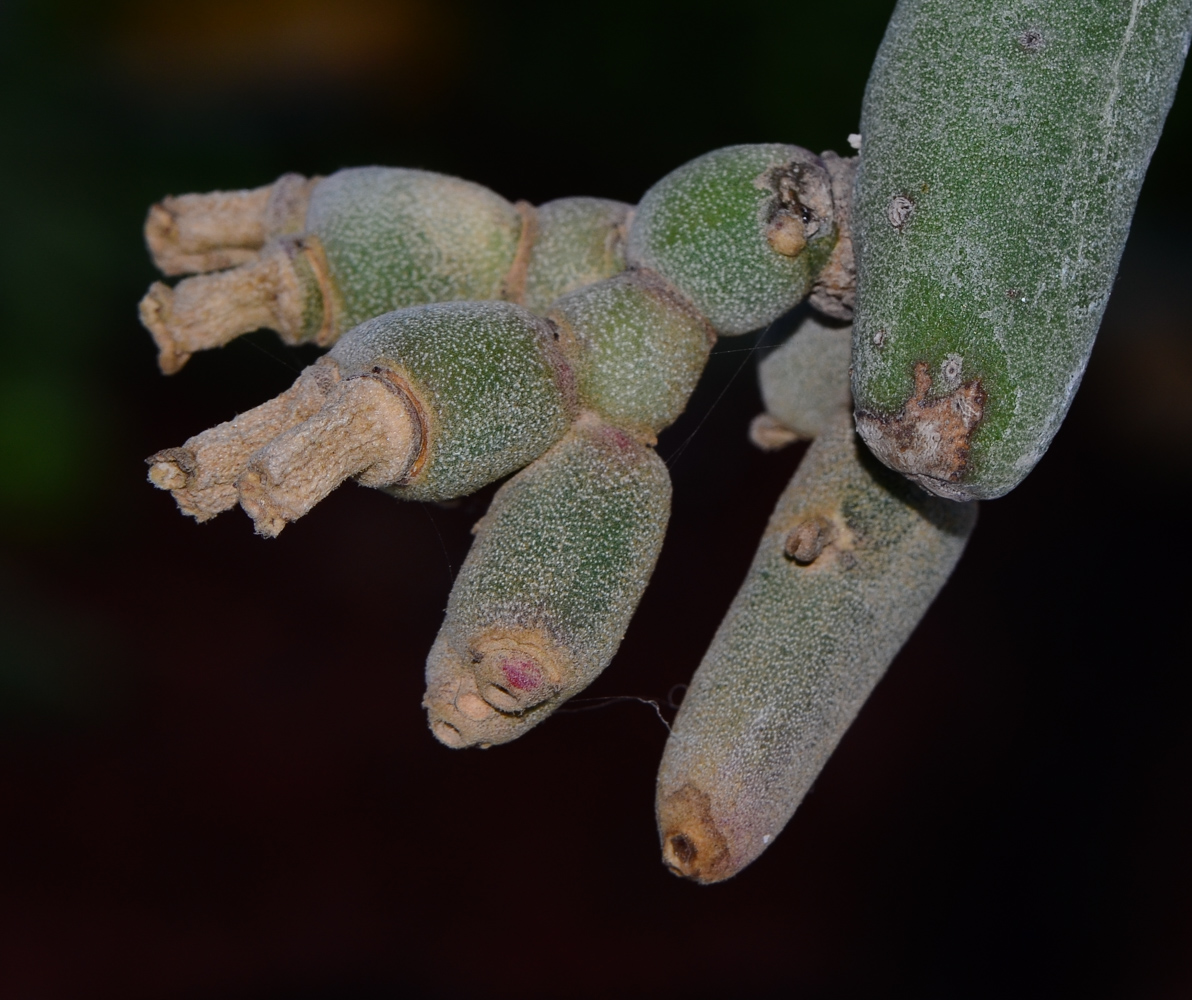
[548,270,716,439]
[752,314,853,446]
[657,415,976,882]
[852,0,1192,499]
[425,415,671,748]
[521,197,632,313]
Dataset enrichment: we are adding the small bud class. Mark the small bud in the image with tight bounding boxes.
[657,416,977,882]
[783,516,835,564]
[765,211,807,257]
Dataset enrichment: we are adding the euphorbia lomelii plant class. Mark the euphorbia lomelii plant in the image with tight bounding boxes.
[140,0,1191,882]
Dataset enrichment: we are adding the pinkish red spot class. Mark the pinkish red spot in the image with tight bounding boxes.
[501,658,542,691]
[602,426,635,452]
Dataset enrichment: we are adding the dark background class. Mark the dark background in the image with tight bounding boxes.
[1,1,1189,996]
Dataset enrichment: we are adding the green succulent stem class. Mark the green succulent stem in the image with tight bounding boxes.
[424,414,671,748]
[145,145,845,739]
[657,413,976,883]
[139,168,635,374]
[852,0,1192,499]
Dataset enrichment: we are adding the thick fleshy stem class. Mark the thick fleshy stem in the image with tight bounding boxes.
[141,169,639,371]
[236,372,423,538]
[656,415,976,882]
[139,239,322,375]
[145,172,315,276]
[423,415,670,748]
[146,356,341,521]
[850,0,1190,500]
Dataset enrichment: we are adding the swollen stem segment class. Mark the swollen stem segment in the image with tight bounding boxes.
[424,416,671,748]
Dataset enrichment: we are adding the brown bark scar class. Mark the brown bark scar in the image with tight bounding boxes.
[659,784,731,883]
[809,152,858,321]
[855,361,985,495]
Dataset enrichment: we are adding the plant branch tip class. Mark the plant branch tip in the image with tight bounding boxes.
[145,174,314,276]
[139,282,191,375]
[658,785,732,883]
[138,245,312,375]
[145,359,343,523]
[235,374,422,537]
[147,457,188,493]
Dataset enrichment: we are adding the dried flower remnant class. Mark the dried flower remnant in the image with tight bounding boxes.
[144,173,316,276]
[237,372,422,538]
[139,236,326,375]
[146,356,341,520]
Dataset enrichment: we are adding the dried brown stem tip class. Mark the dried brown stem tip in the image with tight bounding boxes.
[145,173,314,276]
[236,372,422,537]
[423,659,500,750]
[138,241,312,374]
[146,357,341,522]
[658,785,732,882]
